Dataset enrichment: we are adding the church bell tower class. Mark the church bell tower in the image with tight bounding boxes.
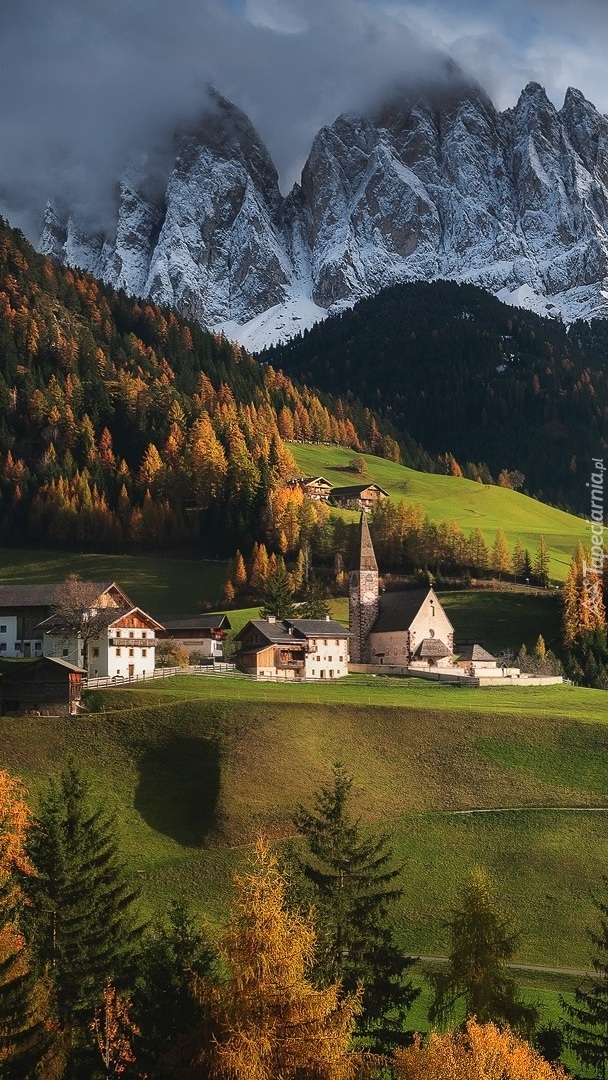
[349,513,379,663]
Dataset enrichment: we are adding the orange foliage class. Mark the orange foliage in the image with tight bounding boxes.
[392,1019,567,1080]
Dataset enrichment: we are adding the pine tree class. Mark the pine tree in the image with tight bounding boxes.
[534,535,550,586]
[174,840,362,1078]
[232,550,247,590]
[299,575,330,620]
[513,539,526,582]
[134,900,215,1073]
[562,889,608,1079]
[24,766,144,1036]
[563,542,607,646]
[259,564,296,620]
[429,867,537,1034]
[292,764,419,1051]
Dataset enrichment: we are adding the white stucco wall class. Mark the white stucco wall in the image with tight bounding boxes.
[304,636,349,679]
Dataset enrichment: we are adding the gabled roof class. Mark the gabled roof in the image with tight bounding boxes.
[330,484,389,497]
[290,476,332,486]
[371,587,454,635]
[413,638,451,659]
[160,614,232,632]
[235,618,350,645]
[0,581,131,611]
[108,607,164,631]
[0,656,86,675]
[36,605,164,635]
[455,642,496,662]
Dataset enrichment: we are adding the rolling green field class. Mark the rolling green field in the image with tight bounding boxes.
[289,443,585,582]
[3,674,607,976]
[0,547,226,616]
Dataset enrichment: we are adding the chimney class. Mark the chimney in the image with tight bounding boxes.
[268,615,276,624]
[325,615,330,621]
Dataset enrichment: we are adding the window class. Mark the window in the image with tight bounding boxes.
[0,644,5,653]
[324,639,328,646]
[142,649,147,657]
[0,624,6,633]
[339,656,343,662]
[62,648,68,657]
[14,641,21,650]
[92,647,99,658]
[115,630,121,638]
[116,647,121,656]
[129,631,134,639]
[129,648,134,657]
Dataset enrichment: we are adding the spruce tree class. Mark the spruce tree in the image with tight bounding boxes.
[292,763,419,1051]
[24,765,144,1037]
[429,867,537,1034]
[259,563,296,620]
[299,575,330,620]
[562,890,608,1079]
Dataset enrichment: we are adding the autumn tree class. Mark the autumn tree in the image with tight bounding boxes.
[429,868,537,1034]
[52,573,109,675]
[392,1018,567,1080]
[174,839,362,1079]
[91,979,139,1078]
[562,542,606,646]
[293,764,419,1051]
[491,528,511,579]
[0,770,59,1079]
[533,536,550,587]
[232,550,247,591]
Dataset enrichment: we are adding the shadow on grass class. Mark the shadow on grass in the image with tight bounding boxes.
[135,736,221,846]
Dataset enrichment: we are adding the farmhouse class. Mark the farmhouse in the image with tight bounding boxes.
[157,613,232,660]
[0,582,163,679]
[330,483,389,512]
[0,656,86,716]
[235,617,351,680]
[286,476,332,501]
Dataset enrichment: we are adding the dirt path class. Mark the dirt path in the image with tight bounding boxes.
[418,956,589,977]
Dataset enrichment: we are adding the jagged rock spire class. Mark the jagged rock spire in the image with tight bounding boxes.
[358,512,378,572]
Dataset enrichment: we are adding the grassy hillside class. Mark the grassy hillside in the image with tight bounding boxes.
[0,547,226,617]
[3,675,607,971]
[289,443,585,582]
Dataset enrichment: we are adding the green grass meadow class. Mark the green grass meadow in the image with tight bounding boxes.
[289,443,586,582]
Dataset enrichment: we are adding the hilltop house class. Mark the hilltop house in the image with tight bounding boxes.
[330,483,389,512]
[286,476,333,501]
[0,582,162,679]
[235,617,350,680]
[157,613,232,660]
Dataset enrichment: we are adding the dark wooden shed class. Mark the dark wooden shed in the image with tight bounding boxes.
[0,656,86,716]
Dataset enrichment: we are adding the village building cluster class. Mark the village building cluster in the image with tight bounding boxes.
[0,514,561,712]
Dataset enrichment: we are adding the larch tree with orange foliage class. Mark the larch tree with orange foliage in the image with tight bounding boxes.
[0,769,59,1079]
[392,1018,567,1080]
[174,839,363,1080]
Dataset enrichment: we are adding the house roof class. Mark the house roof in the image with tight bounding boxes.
[160,614,232,632]
[455,642,496,662]
[0,581,132,611]
[371,589,430,633]
[330,484,389,497]
[0,656,86,675]
[35,605,164,635]
[290,476,332,487]
[110,607,164,631]
[413,638,451,659]
[235,618,350,645]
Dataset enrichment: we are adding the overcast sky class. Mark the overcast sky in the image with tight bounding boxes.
[1,0,606,237]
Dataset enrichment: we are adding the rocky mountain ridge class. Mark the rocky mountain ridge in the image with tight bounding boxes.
[40,82,608,349]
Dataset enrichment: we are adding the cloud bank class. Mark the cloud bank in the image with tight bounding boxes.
[1,0,606,240]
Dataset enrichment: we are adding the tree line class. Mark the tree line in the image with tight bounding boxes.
[2,762,608,1077]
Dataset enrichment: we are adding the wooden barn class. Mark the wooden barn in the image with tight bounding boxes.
[0,656,86,716]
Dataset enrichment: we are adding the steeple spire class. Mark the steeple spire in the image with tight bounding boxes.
[358,511,378,572]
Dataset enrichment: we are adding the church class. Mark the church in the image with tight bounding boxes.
[349,513,455,669]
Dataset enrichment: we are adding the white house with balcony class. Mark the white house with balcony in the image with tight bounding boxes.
[235,616,351,680]
[29,582,163,679]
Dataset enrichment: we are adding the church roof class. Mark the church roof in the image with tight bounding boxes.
[455,642,496,662]
[413,638,451,659]
[371,589,430,633]
[356,513,378,572]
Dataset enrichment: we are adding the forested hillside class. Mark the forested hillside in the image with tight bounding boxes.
[262,281,608,513]
[0,219,403,557]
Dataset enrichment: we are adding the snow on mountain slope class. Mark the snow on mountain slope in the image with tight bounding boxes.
[40,81,608,348]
